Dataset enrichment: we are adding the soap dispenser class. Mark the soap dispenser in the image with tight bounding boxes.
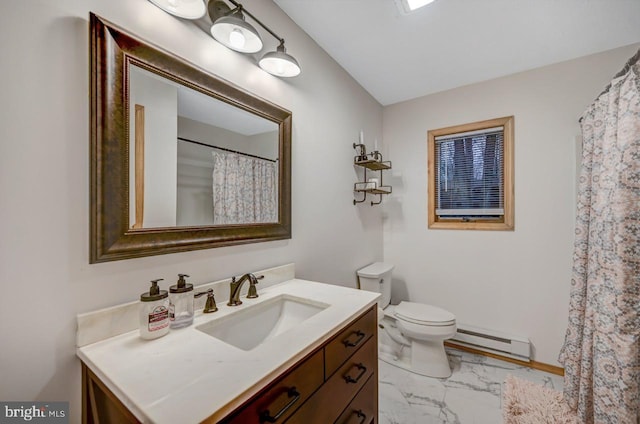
[169,274,194,329]
[139,279,170,340]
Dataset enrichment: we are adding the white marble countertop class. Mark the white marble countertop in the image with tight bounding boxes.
[77,279,379,423]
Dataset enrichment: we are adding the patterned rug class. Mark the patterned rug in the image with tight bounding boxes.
[502,375,579,423]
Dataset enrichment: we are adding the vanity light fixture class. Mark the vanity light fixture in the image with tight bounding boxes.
[147,0,206,20]
[148,0,301,77]
[259,41,301,78]
[210,0,301,77]
[210,4,263,53]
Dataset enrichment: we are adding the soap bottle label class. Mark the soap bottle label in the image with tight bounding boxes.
[148,305,169,332]
[169,302,175,321]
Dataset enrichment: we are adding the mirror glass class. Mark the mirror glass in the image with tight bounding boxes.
[89,13,291,263]
[128,65,279,228]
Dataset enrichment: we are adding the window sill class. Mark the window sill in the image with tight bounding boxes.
[428,220,514,231]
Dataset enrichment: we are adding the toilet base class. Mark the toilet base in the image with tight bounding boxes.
[379,333,452,378]
[379,347,452,378]
[411,339,452,378]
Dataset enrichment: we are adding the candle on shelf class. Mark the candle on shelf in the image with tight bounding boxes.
[359,130,364,144]
[368,178,379,188]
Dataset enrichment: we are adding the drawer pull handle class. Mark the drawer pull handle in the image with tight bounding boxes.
[342,330,366,347]
[343,363,367,384]
[259,387,300,423]
[345,410,367,424]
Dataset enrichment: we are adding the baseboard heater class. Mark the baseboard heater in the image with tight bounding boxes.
[449,323,531,361]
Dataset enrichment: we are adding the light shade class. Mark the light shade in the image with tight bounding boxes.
[147,0,206,19]
[406,0,436,10]
[259,43,301,78]
[395,0,436,14]
[210,9,263,53]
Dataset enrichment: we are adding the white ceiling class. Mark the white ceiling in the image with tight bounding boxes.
[178,86,277,135]
[274,0,640,106]
[133,64,276,135]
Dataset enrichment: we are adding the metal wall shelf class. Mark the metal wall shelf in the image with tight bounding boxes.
[353,143,392,205]
[354,182,392,195]
[353,159,392,171]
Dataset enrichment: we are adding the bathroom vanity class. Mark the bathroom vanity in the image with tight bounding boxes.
[77,276,380,423]
[219,307,377,424]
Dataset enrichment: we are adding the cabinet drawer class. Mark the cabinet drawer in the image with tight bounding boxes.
[286,337,377,424]
[325,307,377,378]
[221,349,324,424]
[335,374,377,424]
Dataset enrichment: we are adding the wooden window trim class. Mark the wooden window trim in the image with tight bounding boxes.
[132,104,145,230]
[427,116,514,231]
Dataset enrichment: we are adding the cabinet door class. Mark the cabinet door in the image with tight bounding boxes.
[324,308,376,378]
[286,337,377,424]
[221,350,324,424]
[334,374,377,424]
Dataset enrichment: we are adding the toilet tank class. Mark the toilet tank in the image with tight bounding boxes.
[357,262,394,308]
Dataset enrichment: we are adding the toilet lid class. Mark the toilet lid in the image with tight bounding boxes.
[357,262,394,278]
[394,301,456,326]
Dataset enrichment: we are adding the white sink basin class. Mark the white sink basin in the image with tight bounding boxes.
[196,294,329,351]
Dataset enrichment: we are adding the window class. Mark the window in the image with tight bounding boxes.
[428,116,514,230]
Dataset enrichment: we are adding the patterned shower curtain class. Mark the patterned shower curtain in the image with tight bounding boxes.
[211,151,277,225]
[559,49,640,423]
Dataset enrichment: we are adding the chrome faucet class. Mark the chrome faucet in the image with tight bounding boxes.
[228,273,264,306]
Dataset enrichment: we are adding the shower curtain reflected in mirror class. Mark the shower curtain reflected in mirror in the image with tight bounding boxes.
[212,151,277,225]
[559,48,640,423]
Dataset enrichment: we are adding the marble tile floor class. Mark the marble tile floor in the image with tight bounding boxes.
[378,348,564,424]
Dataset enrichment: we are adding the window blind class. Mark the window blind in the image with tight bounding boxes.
[434,127,504,217]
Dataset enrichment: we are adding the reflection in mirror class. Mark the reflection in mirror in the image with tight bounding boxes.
[128,65,279,229]
[89,13,291,263]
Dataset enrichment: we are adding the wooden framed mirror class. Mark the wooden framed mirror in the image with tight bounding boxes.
[90,13,291,263]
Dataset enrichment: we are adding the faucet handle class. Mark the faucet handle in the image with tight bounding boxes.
[194,289,218,313]
[246,275,264,299]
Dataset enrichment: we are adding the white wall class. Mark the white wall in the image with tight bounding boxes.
[0,1,382,421]
[382,43,640,365]
[129,66,178,228]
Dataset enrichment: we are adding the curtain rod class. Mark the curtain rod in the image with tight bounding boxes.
[177,137,277,163]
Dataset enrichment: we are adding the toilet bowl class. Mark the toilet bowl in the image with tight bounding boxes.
[357,262,456,378]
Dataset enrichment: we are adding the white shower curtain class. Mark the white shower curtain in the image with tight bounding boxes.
[559,49,640,423]
[211,151,277,225]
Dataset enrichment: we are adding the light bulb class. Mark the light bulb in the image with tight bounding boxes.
[229,29,246,50]
[275,61,285,76]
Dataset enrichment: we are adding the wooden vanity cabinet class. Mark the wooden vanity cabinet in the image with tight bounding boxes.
[222,306,378,424]
[82,365,138,424]
[334,374,377,424]
[81,306,378,424]
[285,338,376,424]
[219,350,325,424]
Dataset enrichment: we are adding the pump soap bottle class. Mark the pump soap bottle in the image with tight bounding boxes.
[169,274,194,328]
[139,279,170,340]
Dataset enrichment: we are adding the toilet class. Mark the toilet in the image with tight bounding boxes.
[357,262,456,378]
